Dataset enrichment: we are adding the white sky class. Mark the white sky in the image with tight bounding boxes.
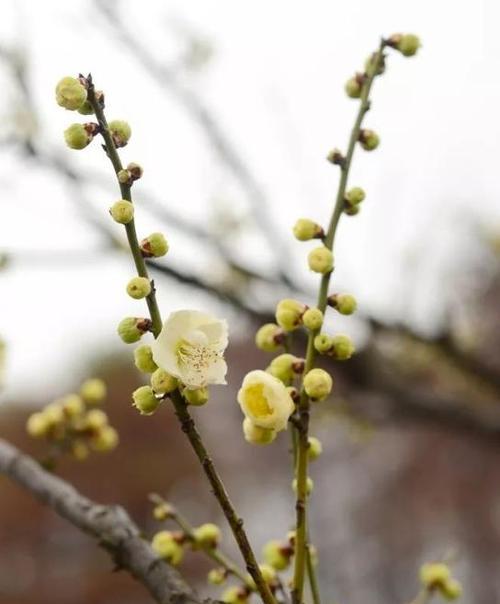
[0,0,498,400]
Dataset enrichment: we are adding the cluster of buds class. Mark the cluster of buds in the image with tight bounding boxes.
[419,562,462,601]
[26,378,118,460]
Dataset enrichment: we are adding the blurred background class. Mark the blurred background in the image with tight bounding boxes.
[1,0,500,602]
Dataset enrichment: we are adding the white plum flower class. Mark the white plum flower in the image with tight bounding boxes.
[238,370,295,432]
[151,310,228,390]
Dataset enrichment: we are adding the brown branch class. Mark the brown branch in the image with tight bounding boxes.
[0,438,210,604]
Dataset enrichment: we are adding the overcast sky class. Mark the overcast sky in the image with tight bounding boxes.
[0,0,498,400]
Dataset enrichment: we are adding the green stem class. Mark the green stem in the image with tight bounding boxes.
[87,77,276,604]
[171,392,277,604]
[291,40,386,604]
[306,545,321,604]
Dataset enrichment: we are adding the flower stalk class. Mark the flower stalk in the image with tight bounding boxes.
[291,39,386,604]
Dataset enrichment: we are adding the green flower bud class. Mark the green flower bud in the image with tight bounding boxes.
[62,393,84,417]
[151,530,184,565]
[55,77,87,110]
[330,334,355,360]
[242,418,277,445]
[313,333,333,354]
[365,53,385,76]
[359,129,380,151]
[132,385,160,415]
[183,387,209,406]
[328,293,357,315]
[117,317,151,343]
[292,477,314,496]
[84,409,108,431]
[108,119,131,147]
[442,579,462,600]
[207,568,227,585]
[151,368,178,394]
[302,307,323,331]
[134,345,158,373]
[153,502,174,520]
[255,323,286,352]
[262,540,291,571]
[326,148,345,166]
[344,205,361,216]
[110,200,134,224]
[140,232,169,258]
[293,218,324,241]
[345,76,362,99]
[392,33,421,57]
[308,246,334,274]
[419,562,451,591]
[345,187,365,205]
[118,169,131,184]
[308,436,323,461]
[77,100,93,115]
[26,412,50,438]
[80,378,107,404]
[221,586,248,604]
[275,299,307,331]
[193,523,221,549]
[266,353,304,384]
[126,276,151,300]
[303,368,333,401]
[127,162,143,180]
[91,425,119,451]
[64,123,93,149]
[42,402,64,426]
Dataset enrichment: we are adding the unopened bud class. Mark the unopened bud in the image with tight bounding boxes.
[308,246,334,274]
[302,307,323,331]
[117,317,151,343]
[151,368,178,395]
[326,148,345,166]
[110,200,134,224]
[108,120,131,147]
[303,368,333,401]
[183,387,209,406]
[292,218,324,241]
[255,323,286,352]
[328,293,357,315]
[358,129,380,151]
[132,385,160,415]
[140,232,169,258]
[126,276,151,299]
[55,76,87,110]
[134,345,158,373]
[64,123,94,149]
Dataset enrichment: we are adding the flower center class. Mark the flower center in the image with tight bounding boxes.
[175,333,219,380]
[244,384,272,419]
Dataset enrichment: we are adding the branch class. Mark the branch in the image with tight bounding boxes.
[0,438,207,604]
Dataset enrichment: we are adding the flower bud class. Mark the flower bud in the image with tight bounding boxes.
[293,218,324,241]
[419,562,451,591]
[267,353,304,384]
[308,246,334,274]
[303,368,333,401]
[117,317,151,343]
[55,77,87,110]
[151,368,178,395]
[132,385,160,415]
[208,568,226,585]
[326,148,345,166]
[358,129,380,151]
[153,502,174,521]
[221,586,248,604]
[330,334,355,360]
[140,232,169,258]
[193,523,221,549]
[85,409,108,431]
[118,169,131,184]
[26,412,50,438]
[43,402,64,427]
[255,323,286,352]
[126,276,151,300]
[344,205,360,216]
[292,477,314,495]
[313,333,333,354]
[242,417,277,445]
[308,436,323,461]
[328,293,357,315]
[345,187,365,205]
[442,579,462,600]
[275,299,306,331]
[80,378,107,404]
[134,345,158,373]
[64,123,93,149]
[262,540,292,571]
[62,394,84,417]
[91,425,119,451]
[391,33,421,57]
[108,119,131,147]
[77,100,94,116]
[127,162,143,180]
[110,200,134,224]
[151,530,184,565]
[302,308,323,331]
[182,386,209,406]
[344,75,363,99]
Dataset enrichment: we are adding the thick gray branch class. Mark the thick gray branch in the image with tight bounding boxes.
[0,438,210,604]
